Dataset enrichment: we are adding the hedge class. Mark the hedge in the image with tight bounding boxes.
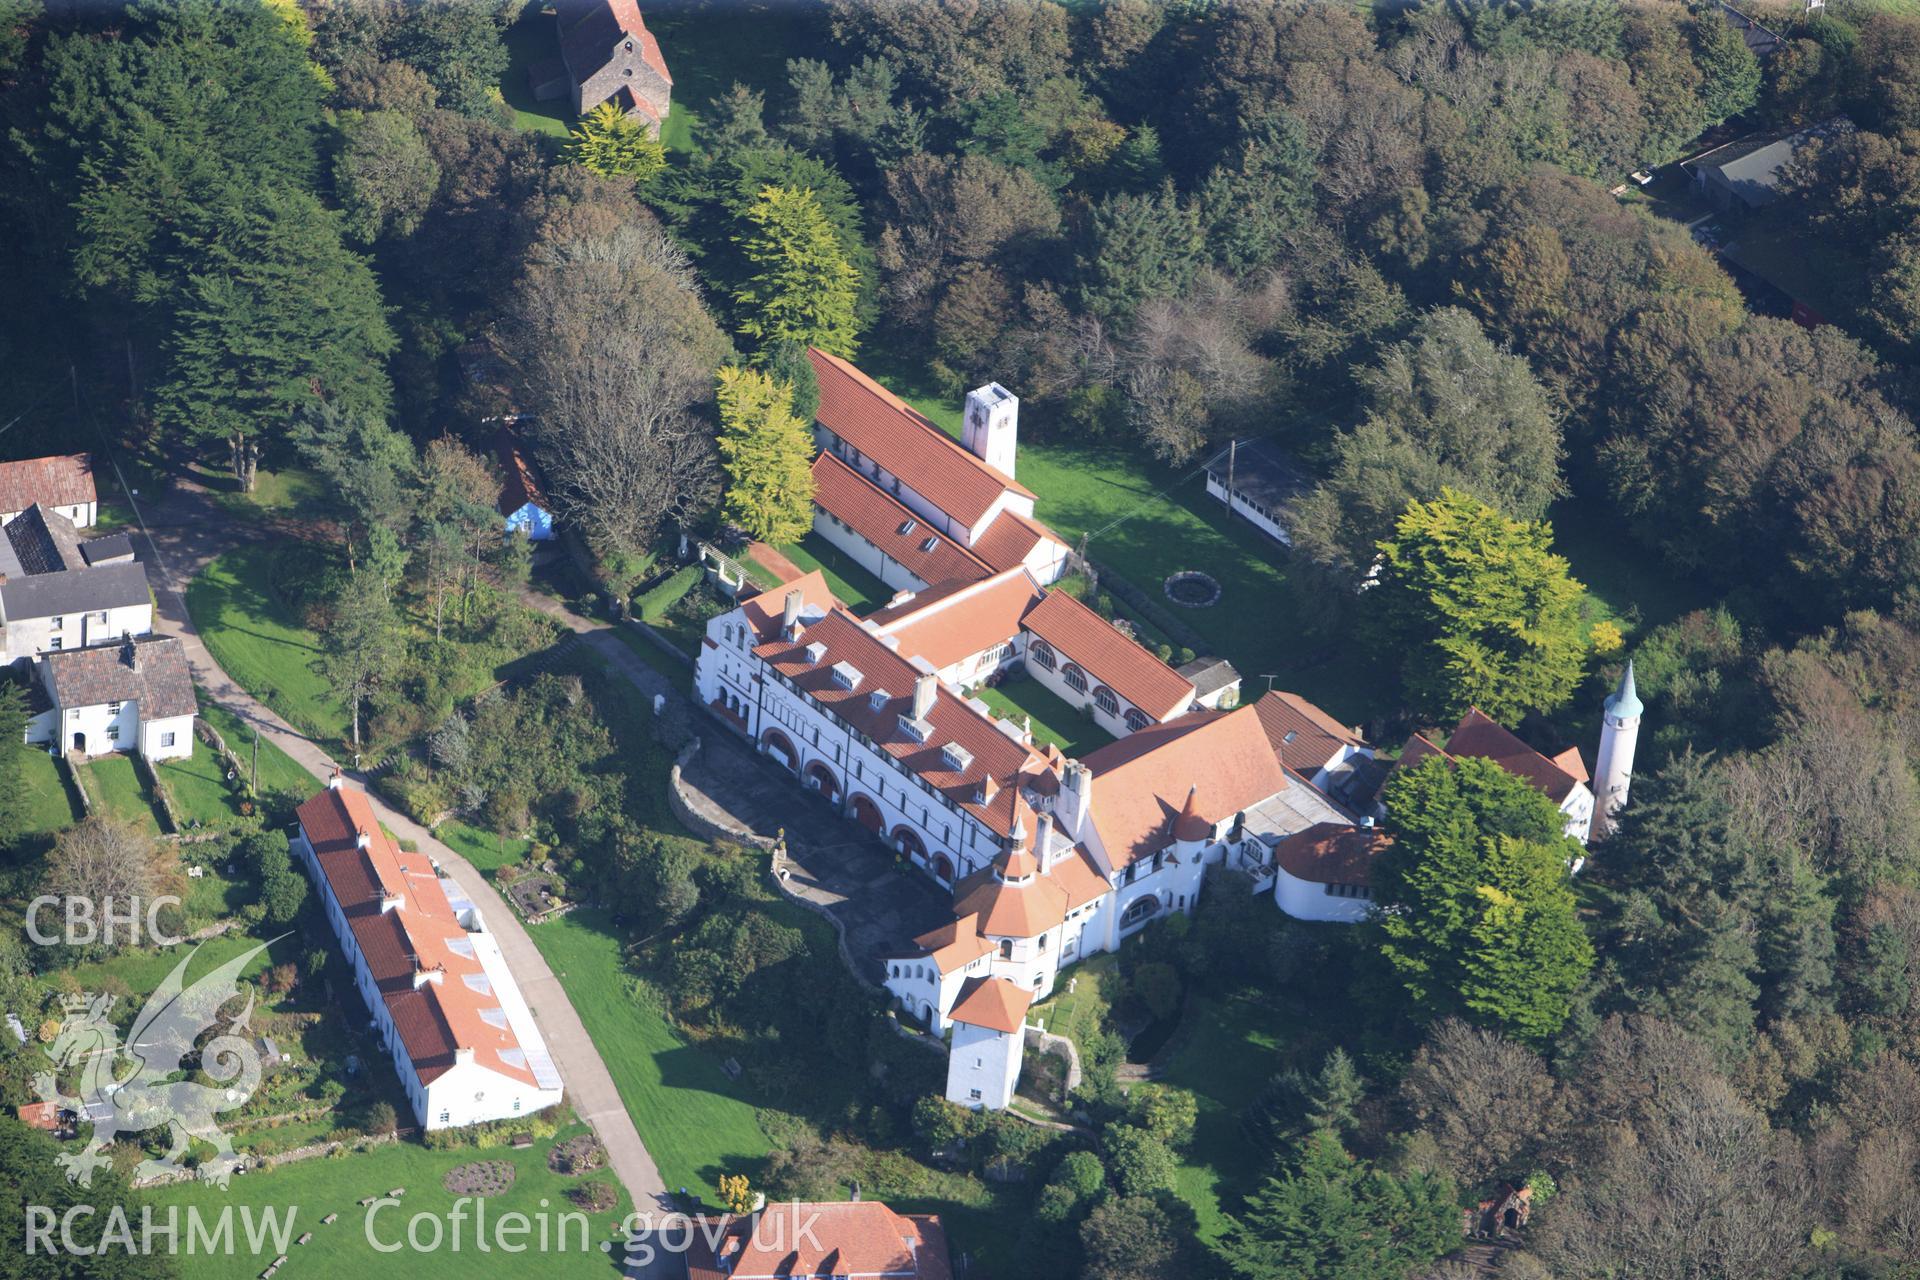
[636,565,702,622]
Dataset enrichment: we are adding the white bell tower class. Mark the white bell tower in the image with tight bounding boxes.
[1590,660,1643,841]
[962,383,1019,482]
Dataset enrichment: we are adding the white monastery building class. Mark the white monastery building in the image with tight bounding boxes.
[293,778,564,1130]
[694,352,1647,1110]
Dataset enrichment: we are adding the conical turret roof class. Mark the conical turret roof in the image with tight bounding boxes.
[1606,660,1643,720]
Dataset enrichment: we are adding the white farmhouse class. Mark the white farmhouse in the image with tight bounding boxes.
[0,504,152,663]
[293,779,564,1130]
[0,453,98,528]
[36,636,195,762]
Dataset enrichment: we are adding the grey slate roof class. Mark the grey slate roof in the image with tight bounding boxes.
[1,560,152,623]
[6,504,85,575]
[1206,438,1308,514]
[43,636,196,719]
[78,533,134,566]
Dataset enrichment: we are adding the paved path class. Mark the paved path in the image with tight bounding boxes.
[122,475,672,1212]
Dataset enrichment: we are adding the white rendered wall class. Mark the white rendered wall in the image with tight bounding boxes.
[946,1020,1023,1110]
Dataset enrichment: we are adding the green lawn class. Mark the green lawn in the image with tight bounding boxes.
[19,748,80,836]
[433,818,534,873]
[972,676,1115,758]
[149,1124,632,1279]
[202,464,331,524]
[610,622,697,687]
[644,0,829,156]
[859,347,1382,718]
[1027,951,1120,1052]
[762,532,892,614]
[499,10,573,139]
[82,753,166,836]
[158,742,245,830]
[196,697,319,798]
[187,545,344,744]
[1157,989,1296,1241]
[61,924,298,1002]
[528,909,770,1204]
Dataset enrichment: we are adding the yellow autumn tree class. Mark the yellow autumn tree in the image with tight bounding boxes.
[716,365,816,545]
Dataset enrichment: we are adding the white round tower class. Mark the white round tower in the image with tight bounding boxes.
[1589,659,1643,841]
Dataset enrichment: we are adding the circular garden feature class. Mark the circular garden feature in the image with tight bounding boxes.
[443,1160,515,1197]
[567,1181,618,1213]
[1163,571,1222,608]
[548,1134,607,1175]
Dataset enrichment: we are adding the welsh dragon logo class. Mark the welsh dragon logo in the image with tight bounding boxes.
[33,939,281,1189]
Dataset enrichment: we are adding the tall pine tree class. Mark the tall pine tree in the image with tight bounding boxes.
[733,184,861,356]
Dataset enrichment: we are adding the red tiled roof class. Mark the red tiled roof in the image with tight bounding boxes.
[971,509,1066,574]
[872,568,1040,671]
[809,348,1032,528]
[559,0,672,86]
[909,914,997,974]
[1021,590,1195,721]
[294,784,538,1088]
[686,1202,952,1280]
[755,609,1044,837]
[0,453,95,515]
[1254,690,1366,775]
[740,569,840,642]
[1270,821,1391,887]
[1083,707,1290,869]
[951,842,1110,939]
[811,452,992,588]
[948,976,1034,1036]
[493,428,549,517]
[1411,709,1588,805]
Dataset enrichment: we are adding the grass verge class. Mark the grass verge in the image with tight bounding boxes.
[186,546,343,744]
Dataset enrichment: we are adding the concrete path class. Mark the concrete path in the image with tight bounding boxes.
[121,474,672,1212]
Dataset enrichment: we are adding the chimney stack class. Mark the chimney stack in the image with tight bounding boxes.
[1036,812,1057,874]
[782,589,802,638]
[327,770,343,791]
[1060,760,1091,836]
[912,672,938,722]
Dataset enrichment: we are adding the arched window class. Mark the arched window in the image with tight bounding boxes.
[1000,939,1014,960]
[1094,687,1119,715]
[1121,896,1161,928]
[1031,640,1056,670]
[1063,664,1087,693]
[1123,708,1150,732]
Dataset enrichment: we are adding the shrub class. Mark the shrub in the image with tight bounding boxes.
[636,566,702,622]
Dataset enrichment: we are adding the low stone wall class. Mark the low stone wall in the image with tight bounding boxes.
[766,842,884,994]
[667,738,777,851]
[1024,1024,1084,1093]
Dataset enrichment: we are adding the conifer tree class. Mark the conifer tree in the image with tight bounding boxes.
[715,365,816,544]
[566,101,667,191]
[1372,488,1588,722]
[1218,1130,1458,1280]
[733,184,862,356]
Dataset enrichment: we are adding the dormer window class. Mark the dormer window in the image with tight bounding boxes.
[830,661,862,691]
[942,743,973,773]
[899,715,932,743]
[804,641,828,665]
[868,688,889,712]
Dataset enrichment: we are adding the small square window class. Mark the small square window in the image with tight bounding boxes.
[106,724,120,742]
[49,616,63,629]
[48,637,62,651]
[160,732,176,748]
[969,1088,981,1100]
[107,701,122,715]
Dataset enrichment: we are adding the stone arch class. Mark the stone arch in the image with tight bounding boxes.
[849,793,884,834]
[761,728,798,771]
[803,759,840,800]
[893,826,928,862]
